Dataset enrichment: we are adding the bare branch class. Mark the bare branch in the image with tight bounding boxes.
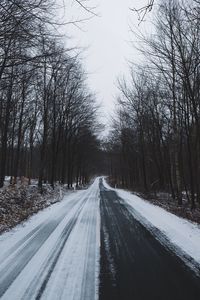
[130,0,155,23]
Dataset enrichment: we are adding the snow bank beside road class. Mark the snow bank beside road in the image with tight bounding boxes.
[103,178,200,272]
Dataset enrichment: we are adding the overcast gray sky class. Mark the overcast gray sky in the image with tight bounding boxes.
[62,0,154,126]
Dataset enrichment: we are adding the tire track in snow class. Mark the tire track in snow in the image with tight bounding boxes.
[40,182,100,300]
[0,194,82,267]
[24,197,88,300]
[0,224,41,265]
[0,179,100,300]
[0,198,84,298]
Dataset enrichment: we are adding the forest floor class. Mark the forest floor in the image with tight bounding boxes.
[0,180,85,234]
[140,192,200,225]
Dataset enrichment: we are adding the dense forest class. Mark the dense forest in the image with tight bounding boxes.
[0,0,100,190]
[106,0,200,209]
[1,0,200,212]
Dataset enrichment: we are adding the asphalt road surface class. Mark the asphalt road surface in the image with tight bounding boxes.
[99,179,200,300]
[0,178,199,300]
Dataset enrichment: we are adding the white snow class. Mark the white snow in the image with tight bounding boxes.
[0,189,83,255]
[41,180,100,300]
[0,179,101,300]
[1,175,200,299]
[103,178,200,273]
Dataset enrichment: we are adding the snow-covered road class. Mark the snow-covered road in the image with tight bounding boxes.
[0,179,100,300]
[0,177,200,300]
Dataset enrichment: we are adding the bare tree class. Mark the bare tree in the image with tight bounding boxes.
[107,0,200,210]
